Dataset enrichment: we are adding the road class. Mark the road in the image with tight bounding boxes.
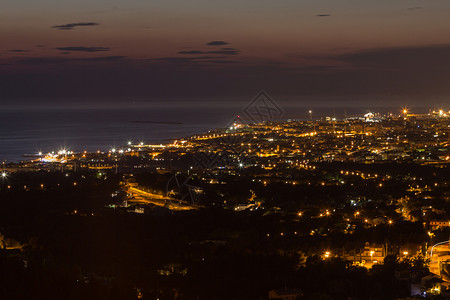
[127,186,199,211]
[428,242,450,282]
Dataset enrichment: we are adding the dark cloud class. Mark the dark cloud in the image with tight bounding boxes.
[35,45,46,48]
[206,41,229,46]
[207,49,239,55]
[15,56,125,65]
[316,14,331,17]
[8,49,31,53]
[177,43,239,56]
[151,56,224,63]
[16,57,69,65]
[204,60,240,64]
[178,50,207,55]
[333,44,450,69]
[407,7,423,11]
[81,56,125,62]
[51,22,99,30]
[316,44,450,98]
[4,44,450,104]
[178,49,239,56]
[56,47,110,52]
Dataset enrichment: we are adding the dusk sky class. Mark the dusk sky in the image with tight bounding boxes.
[2,0,450,105]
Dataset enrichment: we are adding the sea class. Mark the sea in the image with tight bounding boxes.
[0,101,430,163]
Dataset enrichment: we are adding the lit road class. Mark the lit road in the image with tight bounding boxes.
[428,242,450,282]
[127,186,198,211]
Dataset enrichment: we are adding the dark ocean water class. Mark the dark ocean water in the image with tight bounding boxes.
[0,102,428,162]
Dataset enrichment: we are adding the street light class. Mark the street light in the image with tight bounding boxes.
[1,172,6,190]
[402,107,408,115]
[309,110,312,121]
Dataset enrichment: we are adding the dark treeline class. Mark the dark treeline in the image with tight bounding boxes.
[0,169,446,299]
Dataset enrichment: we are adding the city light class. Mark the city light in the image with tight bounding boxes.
[58,149,68,155]
[0,107,446,277]
[3,3,450,298]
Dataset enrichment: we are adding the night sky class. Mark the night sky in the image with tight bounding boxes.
[2,0,450,105]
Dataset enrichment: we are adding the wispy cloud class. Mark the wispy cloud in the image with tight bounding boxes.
[151,56,222,63]
[206,41,229,46]
[81,56,125,62]
[51,22,99,30]
[204,60,240,64]
[207,49,239,55]
[8,49,31,53]
[178,48,240,56]
[55,47,110,52]
[178,50,206,55]
[15,56,126,65]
